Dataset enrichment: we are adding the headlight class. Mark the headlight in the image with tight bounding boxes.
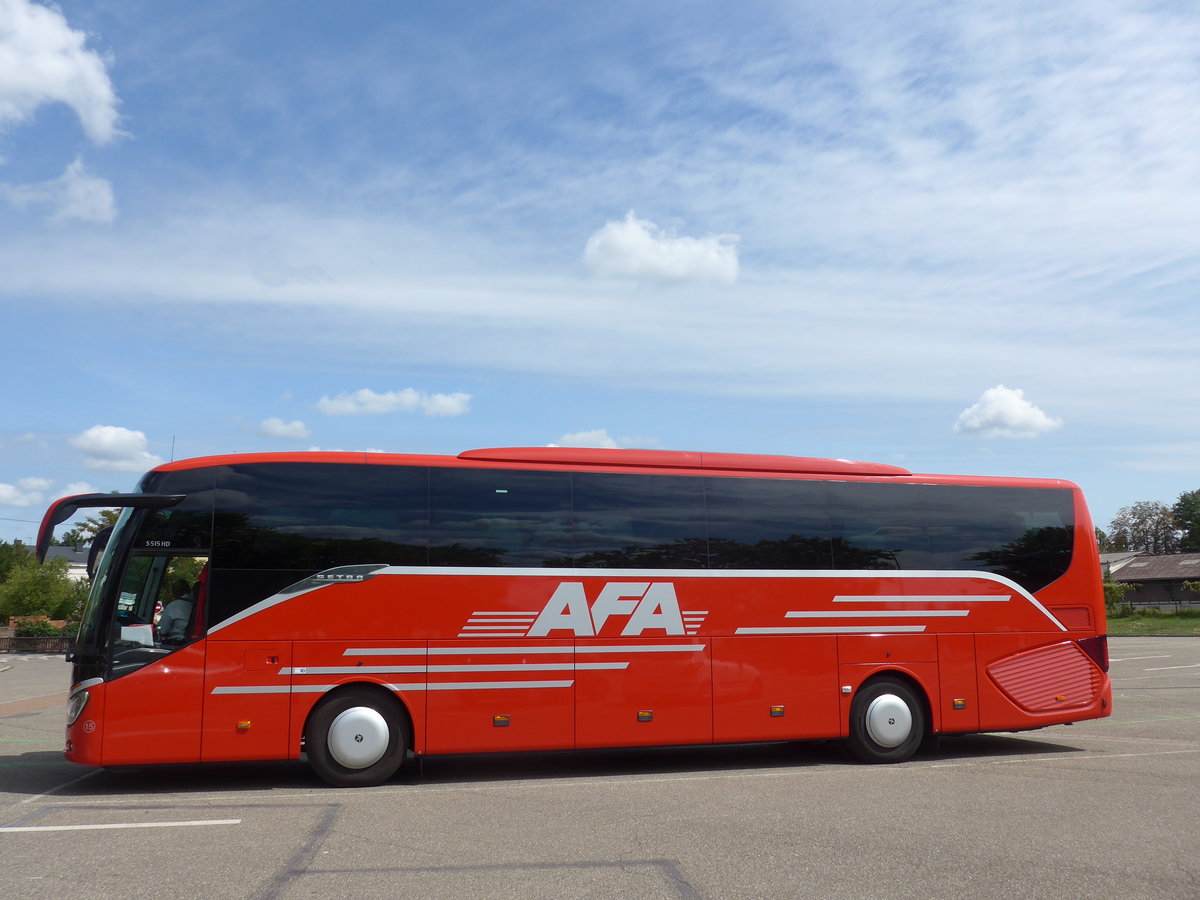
[66,689,90,726]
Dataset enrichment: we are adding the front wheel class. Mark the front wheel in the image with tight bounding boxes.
[847,678,926,763]
[305,687,406,787]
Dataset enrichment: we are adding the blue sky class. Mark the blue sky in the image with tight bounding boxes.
[2,0,1198,544]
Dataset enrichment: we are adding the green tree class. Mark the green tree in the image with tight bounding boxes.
[1108,501,1180,555]
[73,508,121,539]
[15,619,64,637]
[55,527,88,548]
[1103,580,1139,616]
[1172,490,1200,552]
[160,557,206,603]
[0,556,89,622]
[0,541,33,583]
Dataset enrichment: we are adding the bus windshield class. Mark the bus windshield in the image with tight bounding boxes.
[71,496,213,683]
[73,508,133,673]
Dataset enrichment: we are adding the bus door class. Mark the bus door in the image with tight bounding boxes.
[202,636,293,761]
[100,551,208,765]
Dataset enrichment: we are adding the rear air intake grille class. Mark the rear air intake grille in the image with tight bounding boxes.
[987,641,1102,712]
[1049,606,1091,630]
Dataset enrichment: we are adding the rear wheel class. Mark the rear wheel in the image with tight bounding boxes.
[305,687,406,787]
[847,678,926,763]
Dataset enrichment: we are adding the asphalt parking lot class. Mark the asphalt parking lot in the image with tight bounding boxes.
[2,637,1198,899]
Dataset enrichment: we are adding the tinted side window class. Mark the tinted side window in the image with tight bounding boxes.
[430,468,572,567]
[830,483,933,570]
[829,482,1075,591]
[209,463,430,626]
[206,567,314,629]
[705,477,832,569]
[572,473,707,568]
[947,486,1075,592]
[137,468,217,553]
[212,463,429,570]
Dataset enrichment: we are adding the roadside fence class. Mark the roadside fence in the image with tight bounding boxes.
[0,636,72,654]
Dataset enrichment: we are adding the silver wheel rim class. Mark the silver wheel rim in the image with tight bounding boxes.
[864,693,912,748]
[327,706,390,769]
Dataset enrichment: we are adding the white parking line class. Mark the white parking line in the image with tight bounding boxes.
[1109,655,1170,662]
[1145,663,1200,671]
[0,819,240,833]
[17,770,100,806]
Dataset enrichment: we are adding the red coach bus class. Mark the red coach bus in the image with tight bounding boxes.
[38,447,1111,786]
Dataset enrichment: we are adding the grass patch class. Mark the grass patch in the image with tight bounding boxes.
[1106,613,1200,636]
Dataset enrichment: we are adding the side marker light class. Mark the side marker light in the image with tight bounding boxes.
[493,715,511,727]
[770,706,785,718]
[637,710,653,723]
[952,699,967,710]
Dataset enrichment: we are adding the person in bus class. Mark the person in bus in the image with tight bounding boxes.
[158,579,195,644]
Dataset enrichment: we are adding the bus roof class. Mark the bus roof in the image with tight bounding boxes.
[150,447,908,477]
[147,447,1079,490]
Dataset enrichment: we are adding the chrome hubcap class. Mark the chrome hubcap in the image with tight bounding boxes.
[865,693,912,748]
[327,706,389,769]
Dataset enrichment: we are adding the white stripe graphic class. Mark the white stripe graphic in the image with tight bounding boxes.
[833,595,1011,603]
[343,644,704,656]
[211,680,576,696]
[456,633,532,638]
[575,644,705,653]
[735,625,928,635]
[784,610,968,618]
[281,663,626,675]
[414,680,573,691]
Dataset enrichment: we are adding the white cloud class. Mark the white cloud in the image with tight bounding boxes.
[0,0,119,143]
[3,157,116,222]
[258,417,311,440]
[58,481,97,498]
[547,429,619,449]
[0,480,41,507]
[954,386,1063,439]
[70,425,163,471]
[0,476,95,508]
[316,388,472,417]
[584,212,739,284]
